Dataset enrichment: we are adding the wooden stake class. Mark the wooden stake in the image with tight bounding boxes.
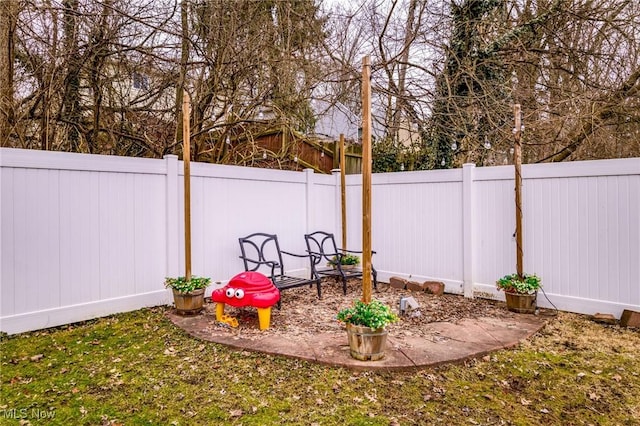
[513,104,523,279]
[340,134,347,251]
[361,56,372,303]
[183,92,192,281]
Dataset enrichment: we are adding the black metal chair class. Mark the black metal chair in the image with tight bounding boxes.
[238,232,321,308]
[304,231,377,295]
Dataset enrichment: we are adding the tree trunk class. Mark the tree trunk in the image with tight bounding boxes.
[88,0,112,154]
[392,0,418,145]
[62,0,82,151]
[0,0,17,146]
[174,0,189,153]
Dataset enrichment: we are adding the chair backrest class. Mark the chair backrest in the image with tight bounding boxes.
[304,231,339,266]
[238,233,285,277]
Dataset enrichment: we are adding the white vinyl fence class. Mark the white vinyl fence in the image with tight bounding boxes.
[1,148,638,334]
[345,160,639,318]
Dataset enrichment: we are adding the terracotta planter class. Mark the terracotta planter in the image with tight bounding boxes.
[172,288,205,315]
[345,323,388,361]
[340,265,358,270]
[505,292,537,314]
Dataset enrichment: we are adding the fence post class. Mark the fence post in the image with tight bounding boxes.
[165,154,179,279]
[331,168,341,241]
[304,168,314,234]
[462,163,476,298]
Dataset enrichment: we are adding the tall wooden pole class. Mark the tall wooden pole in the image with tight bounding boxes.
[361,56,372,303]
[340,134,347,251]
[513,104,524,279]
[183,92,192,281]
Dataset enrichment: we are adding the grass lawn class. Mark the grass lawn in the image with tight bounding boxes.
[1,307,639,425]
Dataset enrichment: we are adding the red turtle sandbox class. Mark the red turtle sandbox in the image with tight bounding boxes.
[211,271,280,330]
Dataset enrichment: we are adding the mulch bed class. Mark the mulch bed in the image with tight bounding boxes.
[201,278,518,340]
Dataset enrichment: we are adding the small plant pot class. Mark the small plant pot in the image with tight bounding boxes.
[505,292,537,314]
[340,265,357,271]
[172,288,205,315]
[345,323,388,361]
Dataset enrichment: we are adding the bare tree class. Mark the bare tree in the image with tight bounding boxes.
[321,0,640,169]
[513,0,640,162]
[0,0,18,146]
[428,0,640,165]
[183,0,328,164]
[10,0,180,155]
[4,0,638,168]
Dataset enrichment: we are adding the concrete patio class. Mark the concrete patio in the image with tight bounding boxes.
[167,306,547,371]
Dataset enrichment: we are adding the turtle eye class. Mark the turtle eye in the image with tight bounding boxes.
[225,288,235,298]
[234,289,245,299]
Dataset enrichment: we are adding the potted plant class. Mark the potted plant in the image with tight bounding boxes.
[337,300,398,361]
[165,276,211,315]
[328,253,360,270]
[496,273,541,314]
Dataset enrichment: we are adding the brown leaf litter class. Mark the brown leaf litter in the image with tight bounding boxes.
[199,278,526,340]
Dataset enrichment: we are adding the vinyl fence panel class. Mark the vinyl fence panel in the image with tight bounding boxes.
[1,150,169,334]
[1,148,638,335]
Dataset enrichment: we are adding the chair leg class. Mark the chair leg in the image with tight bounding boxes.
[342,276,347,295]
[373,269,378,290]
[316,280,322,299]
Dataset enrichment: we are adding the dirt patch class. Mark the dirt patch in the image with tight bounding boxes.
[202,278,532,340]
